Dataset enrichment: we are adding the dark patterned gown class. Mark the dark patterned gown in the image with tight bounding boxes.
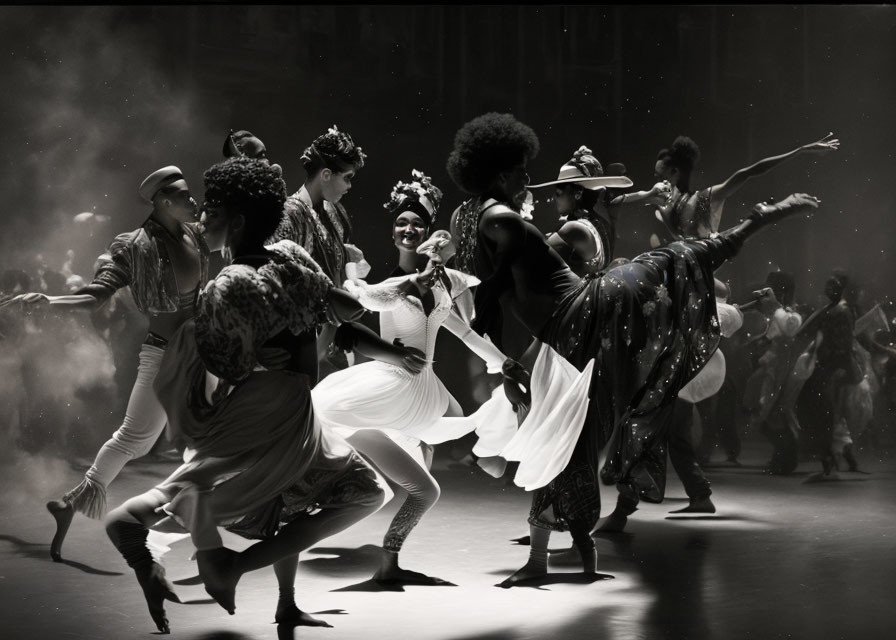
[453,197,727,532]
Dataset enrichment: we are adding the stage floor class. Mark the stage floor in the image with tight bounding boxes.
[2,440,895,640]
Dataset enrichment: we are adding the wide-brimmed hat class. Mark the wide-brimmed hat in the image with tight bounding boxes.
[529,145,633,191]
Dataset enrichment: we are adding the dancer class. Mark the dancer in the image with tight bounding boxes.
[8,166,207,562]
[529,145,666,274]
[796,270,866,479]
[312,170,528,586]
[600,133,839,526]
[272,125,369,373]
[654,132,838,239]
[103,157,421,632]
[448,112,821,586]
[742,273,806,474]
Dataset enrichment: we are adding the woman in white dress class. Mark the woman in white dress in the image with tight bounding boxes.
[312,171,529,585]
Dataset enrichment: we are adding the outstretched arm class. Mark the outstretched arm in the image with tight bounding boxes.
[443,307,507,373]
[443,308,531,412]
[609,181,673,209]
[7,290,108,312]
[711,133,839,204]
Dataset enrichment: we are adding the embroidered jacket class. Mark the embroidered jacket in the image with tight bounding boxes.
[77,218,209,314]
[271,185,353,285]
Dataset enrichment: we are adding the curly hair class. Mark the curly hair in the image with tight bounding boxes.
[657,135,701,193]
[446,113,540,195]
[203,156,287,246]
[383,169,443,227]
[301,125,367,177]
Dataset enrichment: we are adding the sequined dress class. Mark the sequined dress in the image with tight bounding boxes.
[454,197,725,531]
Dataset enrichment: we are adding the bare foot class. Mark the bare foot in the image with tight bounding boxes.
[196,547,240,614]
[497,561,547,588]
[373,566,454,586]
[593,511,628,533]
[135,562,181,634]
[275,603,333,627]
[669,496,716,514]
[47,500,74,563]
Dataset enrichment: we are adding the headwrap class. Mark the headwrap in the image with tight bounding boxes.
[383,169,443,227]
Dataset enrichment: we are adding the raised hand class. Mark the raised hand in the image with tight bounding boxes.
[801,132,840,154]
[416,230,453,262]
[648,180,673,205]
[752,287,781,314]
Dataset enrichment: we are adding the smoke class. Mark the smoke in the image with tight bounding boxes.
[0,7,204,478]
[0,306,121,506]
[0,6,205,277]
[1,310,118,454]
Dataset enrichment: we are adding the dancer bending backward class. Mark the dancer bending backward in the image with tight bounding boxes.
[9,166,207,562]
[272,125,370,375]
[312,171,529,586]
[447,112,821,586]
[103,157,424,633]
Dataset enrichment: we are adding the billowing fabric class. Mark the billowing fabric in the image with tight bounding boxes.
[678,301,743,403]
[499,342,594,490]
[76,218,209,313]
[152,324,357,534]
[539,241,721,482]
[194,240,331,383]
[455,197,725,530]
[149,241,361,537]
[312,268,488,445]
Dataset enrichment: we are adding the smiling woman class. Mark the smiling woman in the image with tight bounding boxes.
[310,169,530,587]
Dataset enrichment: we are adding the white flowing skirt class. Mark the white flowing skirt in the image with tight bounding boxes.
[312,361,471,447]
[463,342,595,491]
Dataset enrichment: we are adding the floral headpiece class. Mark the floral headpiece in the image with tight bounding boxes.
[384,169,443,227]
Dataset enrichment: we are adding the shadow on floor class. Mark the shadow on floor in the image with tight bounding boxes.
[0,533,123,575]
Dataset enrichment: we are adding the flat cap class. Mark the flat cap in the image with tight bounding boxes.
[138,166,186,203]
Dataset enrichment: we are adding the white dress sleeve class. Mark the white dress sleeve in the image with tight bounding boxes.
[442,307,505,374]
[343,276,413,313]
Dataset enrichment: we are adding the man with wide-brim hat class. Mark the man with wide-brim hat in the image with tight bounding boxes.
[9,164,208,587]
[533,145,668,274]
[528,146,633,192]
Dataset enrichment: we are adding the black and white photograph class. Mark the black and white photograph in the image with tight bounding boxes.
[0,5,894,639]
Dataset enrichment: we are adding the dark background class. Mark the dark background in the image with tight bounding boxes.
[1,5,893,300]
